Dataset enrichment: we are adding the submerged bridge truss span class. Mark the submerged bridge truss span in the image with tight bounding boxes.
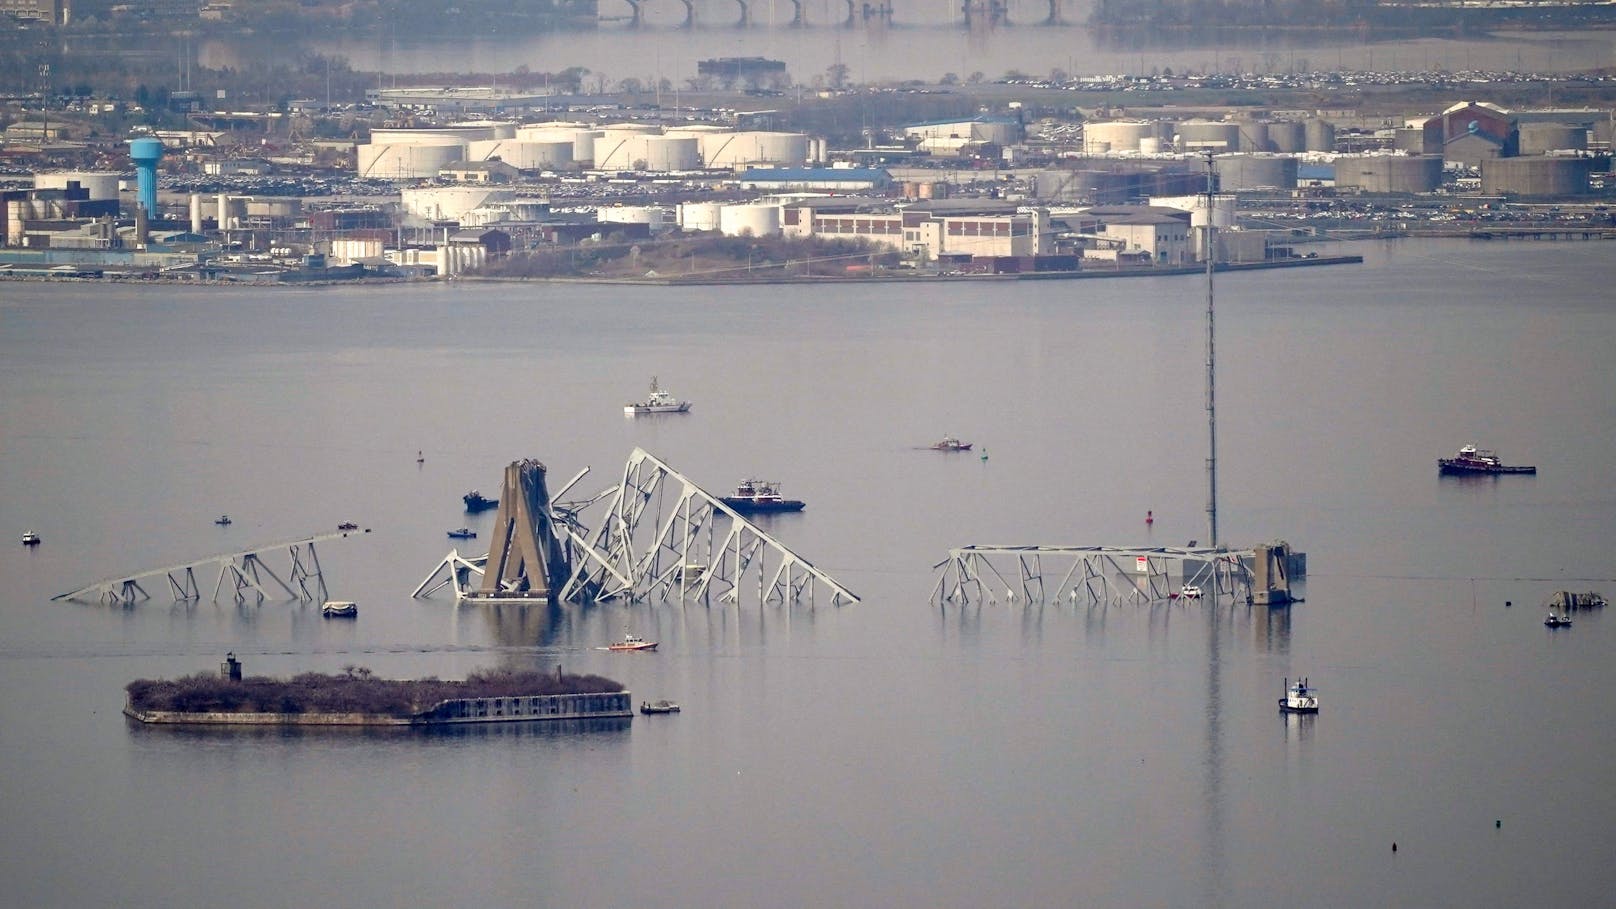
[53,530,360,607]
[415,448,858,609]
[933,544,1256,607]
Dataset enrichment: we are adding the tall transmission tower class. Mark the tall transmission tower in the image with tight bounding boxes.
[1202,148,1219,550]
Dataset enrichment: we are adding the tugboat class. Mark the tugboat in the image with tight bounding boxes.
[624,376,691,416]
[1438,444,1536,475]
[214,515,232,526]
[1278,677,1320,714]
[463,490,497,513]
[640,699,681,714]
[930,436,973,451]
[1544,611,1573,628]
[447,527,477,539]
[720,479,806,514]
[337,521,359,531]
[21,530,41,546]
[608,632,658,652]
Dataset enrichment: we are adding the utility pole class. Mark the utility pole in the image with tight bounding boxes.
[1202,148,1218,550]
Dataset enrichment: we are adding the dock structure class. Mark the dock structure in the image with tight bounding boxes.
[932,544,1260,607]
[416,449,858,608]
[53,530,360,607]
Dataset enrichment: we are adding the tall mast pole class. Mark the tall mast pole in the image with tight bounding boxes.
[1203,148,1219,550]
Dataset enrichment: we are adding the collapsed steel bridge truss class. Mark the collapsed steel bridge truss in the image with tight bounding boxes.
[53,531,354,607]
[932,545,1254,607]
[415,448,858,608]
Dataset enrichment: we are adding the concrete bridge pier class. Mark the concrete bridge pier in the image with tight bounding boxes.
[788,0,804,25]
[734,0,750,26]
[679,0,695,26]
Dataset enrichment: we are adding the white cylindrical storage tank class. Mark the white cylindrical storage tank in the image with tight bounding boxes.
[217,193,229,229]
[1304,119,1336,153]
[597,205,666,232]
[370,126,496,144]
[640,135,699,171]
[357,140,466,179]
[1214,154,1299,190]
[1173,194,1237,229]
[593,129,655,170]
[449,121,516,139]
[1138,137,1161,155]
[1518,123,1587,156]
[701,132,810,168]
[515,126,601,163]
[34,171,121,200]
[718,203,782,237]
[402,186,501,221]
[1177,121,1241,151]
[1083,121,1154,154]
[1269,121,1307,153]
[600,122,660,134]
[677,201,723,232]
[466,139,573,170]
[189,193,202,233]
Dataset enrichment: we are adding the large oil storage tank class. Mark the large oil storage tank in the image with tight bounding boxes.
[371,126,498,144]
[1480,157,1593,196]
[639,135,699,172]
[598,204,667,231]
[702,132,810,168]
[1304,119,1336,153]
[467,139,573,170]
[357,140,466,179]
[1214,154,1299,190]
[1083,120,1157,154]
[1177,120,1242,151]
[1518,123,1588,156]
[718,203,782,237]
[33,171,120,200]
[517,126,602,164]
[448,120,516,140]
[1268,121,1307,153]
[1332,155,1442,193]
[592,129,662,170]
[1234,120,1270,152]
[402,186,504,221]
[677,201,723,232]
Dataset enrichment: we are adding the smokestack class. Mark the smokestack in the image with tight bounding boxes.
[190,193,202,234]
[134,203,149,248]
[217,193,228,231]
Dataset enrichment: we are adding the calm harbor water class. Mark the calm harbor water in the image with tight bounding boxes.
[3,239,1615,907]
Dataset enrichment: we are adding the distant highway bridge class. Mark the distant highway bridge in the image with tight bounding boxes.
[605,0,1069,28]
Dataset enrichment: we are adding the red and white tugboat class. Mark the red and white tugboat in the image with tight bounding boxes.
[1278,677,1319,714]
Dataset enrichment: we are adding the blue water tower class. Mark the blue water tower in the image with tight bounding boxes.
[127,137,164,219]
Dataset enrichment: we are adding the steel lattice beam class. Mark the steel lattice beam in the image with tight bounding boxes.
[933,545,1254,607]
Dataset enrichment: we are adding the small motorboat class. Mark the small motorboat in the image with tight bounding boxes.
[21,530,41,546]
[720,478,806,514]
[930,436,973,451]
[608,633,658,652]
[321,600,358,618]
[1278,677,1319,713]
[337,521,359,531]
[463,490,497,513]
[1545,612,1573,628]
[624,376,692,416]
[640,699,681,714]
[447,527,477,539]
[214,515,232,526]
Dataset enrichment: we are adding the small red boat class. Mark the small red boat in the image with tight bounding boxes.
[608,633,658,652]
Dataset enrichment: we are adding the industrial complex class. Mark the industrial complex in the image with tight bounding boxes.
[2,86,1612,282]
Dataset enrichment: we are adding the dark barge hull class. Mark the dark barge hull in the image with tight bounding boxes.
[720,499,806,513]
[1438,460,1536,475]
